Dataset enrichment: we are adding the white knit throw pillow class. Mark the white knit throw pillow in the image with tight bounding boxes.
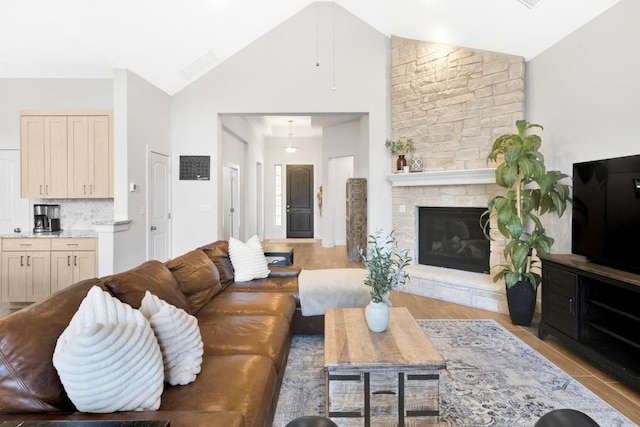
[139,291,204,386]
[53,286,164,413]
[228,235,270,281]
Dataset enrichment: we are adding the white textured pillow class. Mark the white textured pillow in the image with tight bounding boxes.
[139,291,204,386]
[228,235,270,281]
[53,286,164,413]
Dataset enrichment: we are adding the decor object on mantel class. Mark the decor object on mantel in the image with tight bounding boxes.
[482,120,571,326]
[410,154,423,172]
[359,230,411,332]
[385,137,414,172]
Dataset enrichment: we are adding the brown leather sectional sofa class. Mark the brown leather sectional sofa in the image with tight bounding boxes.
[0,240,315,427]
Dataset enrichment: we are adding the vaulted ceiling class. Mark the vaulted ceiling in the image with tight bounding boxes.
[0,0,621,96]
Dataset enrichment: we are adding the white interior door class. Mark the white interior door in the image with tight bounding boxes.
[256,161,264,239]
[324,156,354,247]
[222,163,240,239]
[0,150,29,234]
[149,151,171,261]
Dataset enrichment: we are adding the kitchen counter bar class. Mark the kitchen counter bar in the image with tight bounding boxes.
[0,230,97,238]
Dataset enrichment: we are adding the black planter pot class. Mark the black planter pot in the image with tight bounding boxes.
[506,280,537,326]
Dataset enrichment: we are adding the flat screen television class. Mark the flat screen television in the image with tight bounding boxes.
[572,154,640,273]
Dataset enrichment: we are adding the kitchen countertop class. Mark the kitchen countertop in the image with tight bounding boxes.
[0,230,97,239]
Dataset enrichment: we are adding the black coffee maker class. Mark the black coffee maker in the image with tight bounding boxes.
[33,204,48,233]
[33,204,61,233]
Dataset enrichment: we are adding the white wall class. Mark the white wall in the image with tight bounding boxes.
[526,0,640,253]
[0,79,113,149]
[171,3,390,253]
[112,70,172,272]
[264,135,323,239]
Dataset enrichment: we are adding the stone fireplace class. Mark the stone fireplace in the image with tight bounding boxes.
[389,36,526,313]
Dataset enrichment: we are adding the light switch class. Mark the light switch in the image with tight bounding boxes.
[399,204,406,213]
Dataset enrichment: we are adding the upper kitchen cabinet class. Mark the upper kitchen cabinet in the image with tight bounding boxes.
[20,111,113,199]
[20,116,68,198]
[68,115,112,198]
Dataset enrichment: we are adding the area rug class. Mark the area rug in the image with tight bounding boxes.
[273,319,634,426]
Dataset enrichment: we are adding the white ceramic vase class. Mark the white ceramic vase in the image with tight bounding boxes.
[365,301,390,332]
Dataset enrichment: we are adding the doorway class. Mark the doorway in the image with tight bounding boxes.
[286,164,314,238]
[0,150,29,234]
[323,156,354,247]
[148,151,171,261]
[223,162,240,239]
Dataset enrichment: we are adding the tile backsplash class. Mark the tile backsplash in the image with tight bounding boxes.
[31,199,114,230]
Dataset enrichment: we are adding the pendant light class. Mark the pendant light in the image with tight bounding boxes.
[284,120,297,153]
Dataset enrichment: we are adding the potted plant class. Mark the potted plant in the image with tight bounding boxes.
[359,230,411,332]
[385,138,414,172]
[483,120,571,326]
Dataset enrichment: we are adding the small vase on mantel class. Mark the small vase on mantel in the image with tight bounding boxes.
[365,301,390,332]
[396,154,407,172]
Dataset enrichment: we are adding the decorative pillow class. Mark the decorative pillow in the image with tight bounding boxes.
[228,235,270,282]
[139,291,204,386]
[103,260,190,312]
[52,286,164,413]
[165,249,223,314]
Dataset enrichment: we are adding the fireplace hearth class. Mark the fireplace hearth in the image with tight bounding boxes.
[418,207,490,274]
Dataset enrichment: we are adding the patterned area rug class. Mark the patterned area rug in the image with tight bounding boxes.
[273,319,634,426]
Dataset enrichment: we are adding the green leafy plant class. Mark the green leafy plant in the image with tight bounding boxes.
[360,230,412,303]
[482,120,571,290]
[385,138,414,155]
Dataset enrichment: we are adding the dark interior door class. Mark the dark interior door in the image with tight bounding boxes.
[286,165,314,238]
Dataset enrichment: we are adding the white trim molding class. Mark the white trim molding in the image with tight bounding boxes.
[387,168,496,187]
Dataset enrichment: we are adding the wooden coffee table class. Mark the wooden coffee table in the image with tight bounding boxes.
[324,307,446,426]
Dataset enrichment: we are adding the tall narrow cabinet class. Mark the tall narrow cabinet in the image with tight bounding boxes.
[346,178,367,262]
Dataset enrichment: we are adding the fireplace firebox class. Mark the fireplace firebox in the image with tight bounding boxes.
[418,207,490,274]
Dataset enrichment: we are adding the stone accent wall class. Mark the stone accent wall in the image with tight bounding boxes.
[390,36,525,273]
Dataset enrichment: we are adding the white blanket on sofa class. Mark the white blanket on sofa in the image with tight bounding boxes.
[298,268,371,316]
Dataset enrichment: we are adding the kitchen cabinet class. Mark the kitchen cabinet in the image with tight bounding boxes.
[51,238,97,291]
[20,111,113,199]
[1,238,52,302]
[20,116,68,198]
[67,115,112,198]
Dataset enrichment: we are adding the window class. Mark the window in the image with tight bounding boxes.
[274,164,282,227]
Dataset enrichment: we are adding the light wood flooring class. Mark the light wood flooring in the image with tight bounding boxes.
[286,239,640,425]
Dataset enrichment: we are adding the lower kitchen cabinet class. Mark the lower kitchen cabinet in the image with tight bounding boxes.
[1,237,96,302]
[1,238,52,302]
[51,238,96,291]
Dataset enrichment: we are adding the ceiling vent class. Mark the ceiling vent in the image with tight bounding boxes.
[177,50,219,82]
[515,0,546,9]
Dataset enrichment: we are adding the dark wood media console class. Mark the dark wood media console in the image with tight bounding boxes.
[539,253,640,391]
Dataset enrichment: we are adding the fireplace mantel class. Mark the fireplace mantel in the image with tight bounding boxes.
[387,168,496,187]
